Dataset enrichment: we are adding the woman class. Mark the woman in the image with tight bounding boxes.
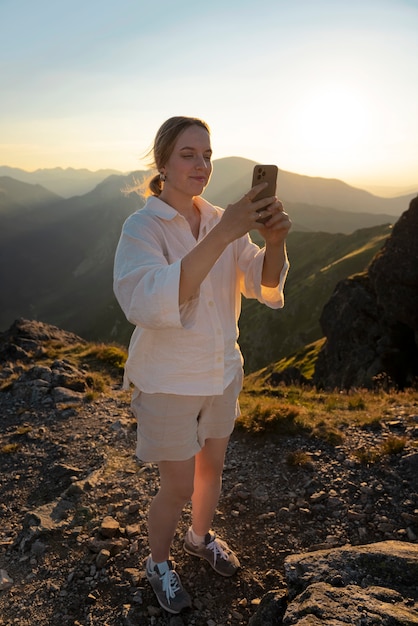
[113,116,291,614]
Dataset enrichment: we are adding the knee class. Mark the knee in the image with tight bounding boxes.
[162,479,194,507]
[196,462,223,487]
[177,482,194,504]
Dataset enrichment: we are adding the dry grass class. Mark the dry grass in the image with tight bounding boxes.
[1,340,128,400]
[286,450,314,467]
[238,377,418,446]
[3,335,417,457]
[42,341,127,376]
[1,443,22,454]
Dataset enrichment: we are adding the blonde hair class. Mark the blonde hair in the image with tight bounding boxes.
[141,116,211,197]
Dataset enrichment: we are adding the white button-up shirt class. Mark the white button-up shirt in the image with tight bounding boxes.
[113,195,289,395]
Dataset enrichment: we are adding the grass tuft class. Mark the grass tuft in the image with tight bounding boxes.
[239,372,417,448]
[380,435,407,456]
[286,450,313,467]
[1,443,22,454]
[237,397,309,436]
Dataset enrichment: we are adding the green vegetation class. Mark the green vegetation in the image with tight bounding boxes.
[43,341,127,377]
[247,338,325,385]
[0,339,128,402]
[240,224,391,373]
[237,398,306,436]
[353,435,407,465]
[2,327,416,467]
[238,371,418,452]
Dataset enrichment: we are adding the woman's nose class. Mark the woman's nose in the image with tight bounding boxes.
[195,155,208,168]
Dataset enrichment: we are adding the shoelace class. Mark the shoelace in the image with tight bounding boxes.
[206,536,229,565]
[160,569,181,603]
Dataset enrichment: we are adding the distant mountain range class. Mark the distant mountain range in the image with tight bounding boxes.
[0,158,416,371]
[0,166,125,198]
[1,158,416,213]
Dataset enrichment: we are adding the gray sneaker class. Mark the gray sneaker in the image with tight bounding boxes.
[145,557,191,614]
[183,530,240,577]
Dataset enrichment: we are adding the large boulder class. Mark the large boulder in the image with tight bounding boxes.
[249,540,418,626]
[313,196,418,389]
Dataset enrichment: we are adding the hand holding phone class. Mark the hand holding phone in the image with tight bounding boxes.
[251,165,278,224]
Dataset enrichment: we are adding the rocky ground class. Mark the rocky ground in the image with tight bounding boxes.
[0,322,417,625]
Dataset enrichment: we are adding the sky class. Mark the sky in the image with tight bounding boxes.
[1,0,418,195]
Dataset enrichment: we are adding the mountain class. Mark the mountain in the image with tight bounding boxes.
[276,201,396,234]
[205,157,416,216]
[2,158,416,214]
[239,224,391,372]
[1,158,415,367]
[0,168,396,369]
[312,196,418,390]
[0,173,145,339]
[0,175,62,212]
[0,166,124,198]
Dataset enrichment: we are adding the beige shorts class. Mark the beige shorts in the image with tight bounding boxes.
[131,370,243,462]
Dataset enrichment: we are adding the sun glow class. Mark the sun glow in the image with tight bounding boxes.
[288,84,372,175]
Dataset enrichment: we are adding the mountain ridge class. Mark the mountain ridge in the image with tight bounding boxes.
[0,165,125,198]
[0,158,414,370]
[1,159,416,213]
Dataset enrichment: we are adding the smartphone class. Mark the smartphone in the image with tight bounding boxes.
[251,164,278,223]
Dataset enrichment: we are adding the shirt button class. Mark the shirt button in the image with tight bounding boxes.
[208,301,214,307]
[216,329,222,335]
[216,357,222,363]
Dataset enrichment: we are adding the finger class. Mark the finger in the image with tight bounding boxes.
[245,182,268,202]
[252,197,278,213]
[261,210,290,228]
[255,209,273,225]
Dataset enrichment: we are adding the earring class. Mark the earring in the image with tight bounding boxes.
[159,172,166,182]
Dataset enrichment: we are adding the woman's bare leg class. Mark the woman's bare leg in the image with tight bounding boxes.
[191,436,230,536]
[148,457,195,562]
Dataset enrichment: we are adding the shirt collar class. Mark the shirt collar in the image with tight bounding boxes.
[144,195,220,228]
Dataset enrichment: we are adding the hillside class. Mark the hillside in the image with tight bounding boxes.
[0,166,124,198]
[240,224,391,372]
[0,176,62,218]
[204,156,415,215]
[2,158,415,215]
[0,159,412,366]
[0,319,417,625]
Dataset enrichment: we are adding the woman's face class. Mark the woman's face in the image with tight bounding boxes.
[160,125,212,199]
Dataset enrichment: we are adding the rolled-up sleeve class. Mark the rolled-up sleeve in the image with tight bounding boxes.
[236,234,289,309]
[113,218,197,329]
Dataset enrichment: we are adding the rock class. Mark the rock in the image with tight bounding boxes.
[52,387,84,404]
[251,541,418,625]
[313,196,418,390]
[282,582,418,625]
[284,540,418,598]
[96,549,111,569]
[124,567,141,585]
[86,537,130,556]
[248,590,287,625]
[0,569,13,591]
[400,452,418,486]
[1,317,417,626]
[100,516,120,538]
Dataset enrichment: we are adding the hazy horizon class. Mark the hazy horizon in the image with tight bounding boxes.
[1,158,416,199]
